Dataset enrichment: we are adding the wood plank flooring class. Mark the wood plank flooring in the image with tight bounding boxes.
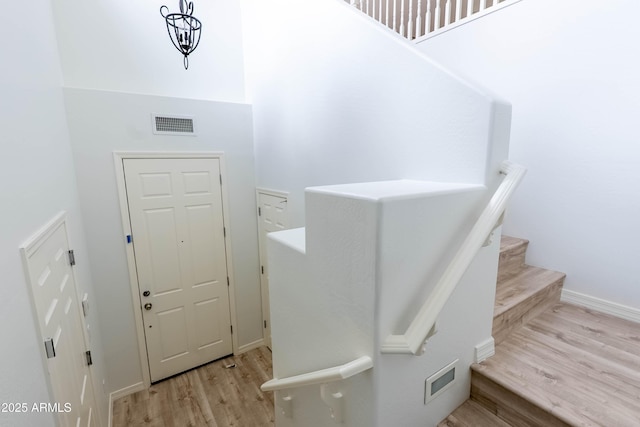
[438,399,512,427]
[473,303,640,426]
[112,346,275,427]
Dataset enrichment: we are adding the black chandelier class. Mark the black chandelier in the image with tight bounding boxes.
[160,0,202,69]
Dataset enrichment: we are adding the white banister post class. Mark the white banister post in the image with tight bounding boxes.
[408,0,415,39]
[434,0,441,30]
[393,0,398,32]
[320,383,345,424]
[426,0,432,34]
[455,0,462,22]
[386,0,391,27]
[416,0,423,38]
[466,0,474,17]
[480,0,487,11]
[445,0,452,25]
[400,0,406,37]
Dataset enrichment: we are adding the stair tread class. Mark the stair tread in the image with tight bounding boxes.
[494,265,565,317]
[438,399,511,427]
[474,303,640,426]
[499,235,529,253]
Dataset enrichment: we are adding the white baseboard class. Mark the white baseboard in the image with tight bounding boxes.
[474,337,495,363]
[236,338,265,355]
[108,381,145,426]
[561,289,640,324]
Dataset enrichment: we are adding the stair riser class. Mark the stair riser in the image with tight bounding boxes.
[471,372,571,427]
[497,240,528,281]
[492,276,564,345]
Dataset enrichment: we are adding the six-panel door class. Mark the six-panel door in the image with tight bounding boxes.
[124,158,233,382]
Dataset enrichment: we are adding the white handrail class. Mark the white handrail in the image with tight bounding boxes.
[261,356,373,392]
[381,160,526,355]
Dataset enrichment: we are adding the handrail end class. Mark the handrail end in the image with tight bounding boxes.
[381,334,417,355]
[499,160,527,175]
[261,379,277,392]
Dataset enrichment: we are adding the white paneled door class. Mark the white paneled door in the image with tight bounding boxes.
[124,158,233,382]
[257,191,289,349]
[21,213,98,427]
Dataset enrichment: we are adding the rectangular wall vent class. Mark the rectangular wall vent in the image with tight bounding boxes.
[152,114,197,136]
[425,359,458,404]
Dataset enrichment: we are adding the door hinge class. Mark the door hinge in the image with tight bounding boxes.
[230,325,233,334]
[264,320,267,329]
[261,265,264,274]
[227,277,230,286]
[223,227,226,237]
[85,350,93,366]
[68,250,76,266]
[219,174,222,185]
[44,338,56,359]
[258,207,261,216]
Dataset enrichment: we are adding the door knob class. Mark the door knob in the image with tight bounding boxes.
[143,291,150,297]
[144,303,153,310]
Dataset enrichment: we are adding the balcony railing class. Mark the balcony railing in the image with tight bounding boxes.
[347,0,522,41]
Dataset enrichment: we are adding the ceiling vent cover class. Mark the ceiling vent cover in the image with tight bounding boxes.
[152,114,197,136]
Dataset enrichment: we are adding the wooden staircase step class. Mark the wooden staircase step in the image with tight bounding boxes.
[493,265,565,345]
[437,399,511,427]
[472,303,640,427]
[498,235,529,281]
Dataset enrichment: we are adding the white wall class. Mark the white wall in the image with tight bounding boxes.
[0,1,108,426]
[49,0,257,397]
[63,88,261,394]
[52,0,245,103]
[240,0,512,228]
[419,0,640,309]
[268,182,500,426]
[241,0,511,425]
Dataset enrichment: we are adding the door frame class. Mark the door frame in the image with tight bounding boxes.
[255,188,290,349]
[114,151,239,388]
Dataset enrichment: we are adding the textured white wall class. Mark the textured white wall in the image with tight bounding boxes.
[0,1,108,426]
[240,0,511,228]
[52,0,245,103]
[242,0,512,423]
[268,182,500,426]
[63,88,260,394]
[419,0,640,309]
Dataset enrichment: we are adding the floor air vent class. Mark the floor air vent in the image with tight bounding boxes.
[152,114,196,136]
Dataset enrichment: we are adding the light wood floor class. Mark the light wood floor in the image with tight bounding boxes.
[112,346,275,427]
[473,303,640,426]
